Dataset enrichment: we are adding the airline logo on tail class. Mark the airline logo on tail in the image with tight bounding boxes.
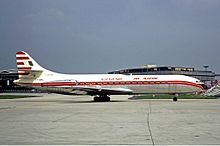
[16,51,44,79]
[16,51,33,70]
[16,51,33,78]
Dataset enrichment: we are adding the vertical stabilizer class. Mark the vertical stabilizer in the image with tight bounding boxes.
[16,51,46,79]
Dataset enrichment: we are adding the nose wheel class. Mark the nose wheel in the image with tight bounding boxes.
[93,95,110,102]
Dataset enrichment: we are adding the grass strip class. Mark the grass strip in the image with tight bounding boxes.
[136,94,216,99]
[0,95,41,99]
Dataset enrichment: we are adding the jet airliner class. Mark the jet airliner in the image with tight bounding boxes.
[14,51,204,101]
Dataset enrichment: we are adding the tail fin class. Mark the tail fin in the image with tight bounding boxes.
[16,51,46,79]
[16,51,45,71]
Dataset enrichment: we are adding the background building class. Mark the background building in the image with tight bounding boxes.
[108,65,220,88]
[0,69,36,93]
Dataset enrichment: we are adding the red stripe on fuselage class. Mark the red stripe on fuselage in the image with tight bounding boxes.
[42,82,76,86]
[17,80,204,90]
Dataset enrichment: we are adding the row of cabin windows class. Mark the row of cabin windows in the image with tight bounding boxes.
[78,81,172,86]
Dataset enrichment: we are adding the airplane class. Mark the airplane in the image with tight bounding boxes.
[14,51,204,102]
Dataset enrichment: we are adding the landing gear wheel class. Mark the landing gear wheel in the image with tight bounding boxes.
[93,95,111,102]
[105,96,110,102]
[94,96,99,102]
[173,96,178,102]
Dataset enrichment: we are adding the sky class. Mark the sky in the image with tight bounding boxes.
[0,0,220,74]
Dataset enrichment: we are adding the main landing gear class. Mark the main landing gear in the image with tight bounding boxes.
[93,95,111,102]
[173,94,178,102]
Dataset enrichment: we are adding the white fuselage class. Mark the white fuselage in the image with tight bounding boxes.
[16,72,204,95]
[14,51,204,96]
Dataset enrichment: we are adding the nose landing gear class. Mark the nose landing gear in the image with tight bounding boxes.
[93,95,110,102]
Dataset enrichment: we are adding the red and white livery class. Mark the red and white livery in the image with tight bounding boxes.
[14,51,204,101]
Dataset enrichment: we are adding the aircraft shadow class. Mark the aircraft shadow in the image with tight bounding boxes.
[15,99,128,104]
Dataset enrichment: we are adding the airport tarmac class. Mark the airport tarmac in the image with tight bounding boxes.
[0,93,220,145]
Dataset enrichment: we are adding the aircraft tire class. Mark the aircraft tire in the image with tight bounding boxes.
[93,96,110,102]
[94,96,99,102]
[173,96,178,102]
[106,96,110,102]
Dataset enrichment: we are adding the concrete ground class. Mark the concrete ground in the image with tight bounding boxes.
[0,93,219,145]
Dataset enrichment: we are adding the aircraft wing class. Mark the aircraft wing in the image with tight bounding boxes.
[70,86,133,95]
